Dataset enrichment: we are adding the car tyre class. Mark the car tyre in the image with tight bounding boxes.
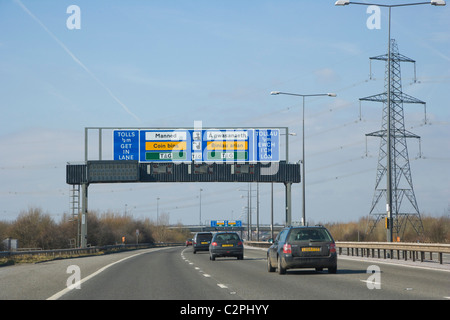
[237,254,243,260]
[210,254,215,261]
[267,257,275,272]
[328,266,337,274]
[277,256,286,275]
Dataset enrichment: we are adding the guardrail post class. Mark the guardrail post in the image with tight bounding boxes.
[439,252,443,264]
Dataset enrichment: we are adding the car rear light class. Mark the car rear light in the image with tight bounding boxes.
[211,242,218,246]
[283,244,292,254]
[238,241,243,246]
[329,243,336,253]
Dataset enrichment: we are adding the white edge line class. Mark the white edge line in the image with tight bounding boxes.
[47,249,161,300]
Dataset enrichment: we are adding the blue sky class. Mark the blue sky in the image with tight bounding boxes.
[0,0,449,227]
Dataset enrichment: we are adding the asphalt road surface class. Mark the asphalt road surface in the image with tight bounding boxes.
[1,246,449,301]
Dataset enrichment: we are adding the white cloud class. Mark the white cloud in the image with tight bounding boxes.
[314,68,340,84]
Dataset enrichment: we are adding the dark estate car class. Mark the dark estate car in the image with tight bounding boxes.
[209,232,244,260]
[192,232,213,254]
[267,226,337,274]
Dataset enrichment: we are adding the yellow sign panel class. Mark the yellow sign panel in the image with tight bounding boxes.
[146,141,186,151]
[207,141,248,151]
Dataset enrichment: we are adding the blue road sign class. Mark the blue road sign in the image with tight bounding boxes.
[210,220,242,227]
[113,128,280,163]
[113,130,139,161]
[256,129,280,162]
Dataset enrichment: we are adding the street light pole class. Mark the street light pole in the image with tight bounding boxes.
[335,0,445,242]
[199,188,203,227]
[387,6,393,242]
[156,197,160,225]
[271,91,336,226]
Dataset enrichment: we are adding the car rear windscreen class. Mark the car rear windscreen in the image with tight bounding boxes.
[215,233,239,241]
[289,229,333,242]
[197,234,212,240]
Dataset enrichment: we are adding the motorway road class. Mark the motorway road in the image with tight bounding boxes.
[1,246,449,300]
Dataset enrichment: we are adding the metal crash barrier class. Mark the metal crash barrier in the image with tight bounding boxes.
[244,241,450,265]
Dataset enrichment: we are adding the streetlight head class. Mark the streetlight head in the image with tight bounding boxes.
[270,91,280,95]
[335,0,350,5]
[327,93,337,97]
[431,0,446,5]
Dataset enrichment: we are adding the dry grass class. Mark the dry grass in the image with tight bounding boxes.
[0,251,104,267]
[323,214,450,243]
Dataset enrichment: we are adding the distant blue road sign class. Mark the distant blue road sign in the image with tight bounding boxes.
[210,220,242,228]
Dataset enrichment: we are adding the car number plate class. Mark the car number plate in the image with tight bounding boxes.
[222,244,233,247]
[201,242,209,244]
[302,247,321,252]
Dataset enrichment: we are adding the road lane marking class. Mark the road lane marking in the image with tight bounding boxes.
[181,247,240,296]
[181,247,242,297]
[360,279,381,287]
[47,249,161,300]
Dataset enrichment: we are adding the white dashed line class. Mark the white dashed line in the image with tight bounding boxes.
[181,248,238,297]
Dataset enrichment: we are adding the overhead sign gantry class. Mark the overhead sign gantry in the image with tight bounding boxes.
[67,127,300,248]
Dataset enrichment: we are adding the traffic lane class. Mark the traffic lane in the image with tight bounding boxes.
[185,247,362,299]
[185,247,450,300]
[0,248,162,300]
[339,256,450,299]
[60,246,238,300]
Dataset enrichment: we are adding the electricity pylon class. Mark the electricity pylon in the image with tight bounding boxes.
[361,39,425,241]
